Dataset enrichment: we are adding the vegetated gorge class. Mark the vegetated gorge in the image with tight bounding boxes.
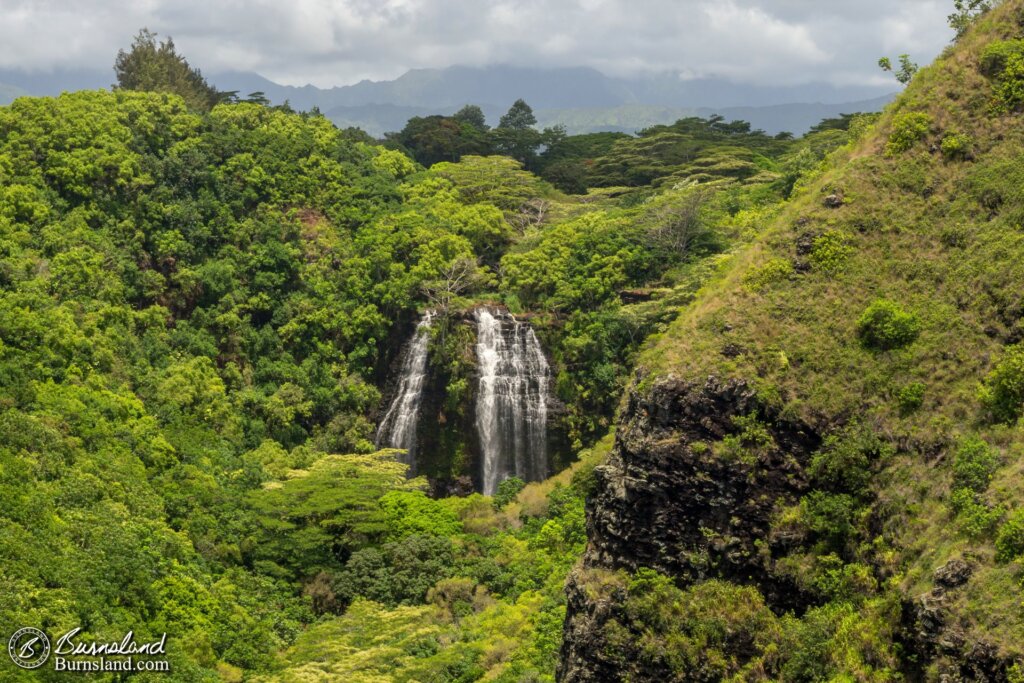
[5,3,1024,682]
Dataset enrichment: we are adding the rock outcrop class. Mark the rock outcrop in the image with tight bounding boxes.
[559,374,1020,682]
[559,375,821,682]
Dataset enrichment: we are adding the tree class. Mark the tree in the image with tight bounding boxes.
[114,29,220,110]
[646,186,710,257]
[421,257,488,314]
[877,54,919,85]
[498,99,537,130]
[389,114,491,167]
[539,158,587,194]
[244,91,271,105]
[949,0,992,38]
[536,130,628,193]
[246,451,423,577]
[431,155,547,213]
[453,104,488,130]
[809,113,858,133]
[493,99,544,166]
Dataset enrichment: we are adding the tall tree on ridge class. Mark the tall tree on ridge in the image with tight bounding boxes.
[114,28,220,111]
[453,104,488,130]
[494,99,542,167]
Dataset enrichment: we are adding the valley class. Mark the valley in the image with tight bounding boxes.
[3,2,1024,681]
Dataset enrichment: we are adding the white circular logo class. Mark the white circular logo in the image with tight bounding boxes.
[8,628,50,669]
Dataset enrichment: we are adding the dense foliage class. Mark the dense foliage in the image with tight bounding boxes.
[0,27,885,681]
[0,78,841,678]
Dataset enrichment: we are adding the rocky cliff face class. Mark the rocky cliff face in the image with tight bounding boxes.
[581,375,819,602]
[559,375,821,682]
[558,375,1019,681]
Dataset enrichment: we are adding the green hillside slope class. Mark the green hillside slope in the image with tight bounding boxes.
[562,3,1024,681]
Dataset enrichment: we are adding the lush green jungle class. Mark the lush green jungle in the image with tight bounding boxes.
[3,1,1024,680]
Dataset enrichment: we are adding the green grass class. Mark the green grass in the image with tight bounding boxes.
[629,0,1024,664]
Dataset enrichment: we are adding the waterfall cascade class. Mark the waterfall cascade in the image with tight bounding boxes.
[375,311,434,469]
[474,307,550,495]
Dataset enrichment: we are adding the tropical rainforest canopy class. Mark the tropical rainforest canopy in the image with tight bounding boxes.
[4,3,1024,680]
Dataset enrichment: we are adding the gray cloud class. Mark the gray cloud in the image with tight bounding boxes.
[0,0,952,87]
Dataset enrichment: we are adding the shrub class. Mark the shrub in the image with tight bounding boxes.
[980,40,1024,112]
[780,600,900,682]
[493,477,526,509]
[743,257,793,292]
[940,132,972,160]
[615,571,783,680]
[952,437,999,493]
[951,488,1004,540]
[980,39,1024,77]
[897,382,926,414]
[802,492,861,550]
[885,112,932,155]
[857,300,921,350]
[979,343,1024,423]
[716,413,775,465]
[995,509,1024,563]
[940,224,968,248]
[992,53,1024,112]
[809,231,854,273]
[809,428,890,496]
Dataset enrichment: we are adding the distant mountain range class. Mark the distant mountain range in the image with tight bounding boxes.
[0,64,897,136]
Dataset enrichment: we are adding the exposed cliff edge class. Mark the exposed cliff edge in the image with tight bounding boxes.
[561,376,820,681]
[580,376,818,606]
[559,376,1016,682]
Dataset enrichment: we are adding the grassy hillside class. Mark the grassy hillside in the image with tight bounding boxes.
[562,2,1024,680]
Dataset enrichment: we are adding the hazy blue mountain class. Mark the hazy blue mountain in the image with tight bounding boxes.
[206,66,630,113]
[0,83,30,105]
[325,104,460,136]
[0,67,111,96]
[618,73,890,108]
[208,64,894,112]
[532,95,896,136]
[693,96,896,135]
[210,66,897,137]
[0,63,897,137]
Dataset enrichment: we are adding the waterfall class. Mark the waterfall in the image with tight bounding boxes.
[376,311,434,469]
[474,307,550,495]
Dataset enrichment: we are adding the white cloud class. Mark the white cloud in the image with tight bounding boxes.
[0,0,953,87]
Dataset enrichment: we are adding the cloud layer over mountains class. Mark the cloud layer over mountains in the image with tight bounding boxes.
[0,0,951,88]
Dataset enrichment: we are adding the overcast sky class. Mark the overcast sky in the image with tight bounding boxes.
[0,0,953,87]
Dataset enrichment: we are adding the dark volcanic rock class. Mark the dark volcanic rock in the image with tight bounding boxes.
[795,231,817,256]
[824,192,844,208]
[934,559,972,589]
[559,568,629,683]
[583,376,818,602]
[559,376,1016,683]
[559,375,821,682]
[720,342,745,358]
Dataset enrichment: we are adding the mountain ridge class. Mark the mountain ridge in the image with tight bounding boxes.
[0,63,896,135]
